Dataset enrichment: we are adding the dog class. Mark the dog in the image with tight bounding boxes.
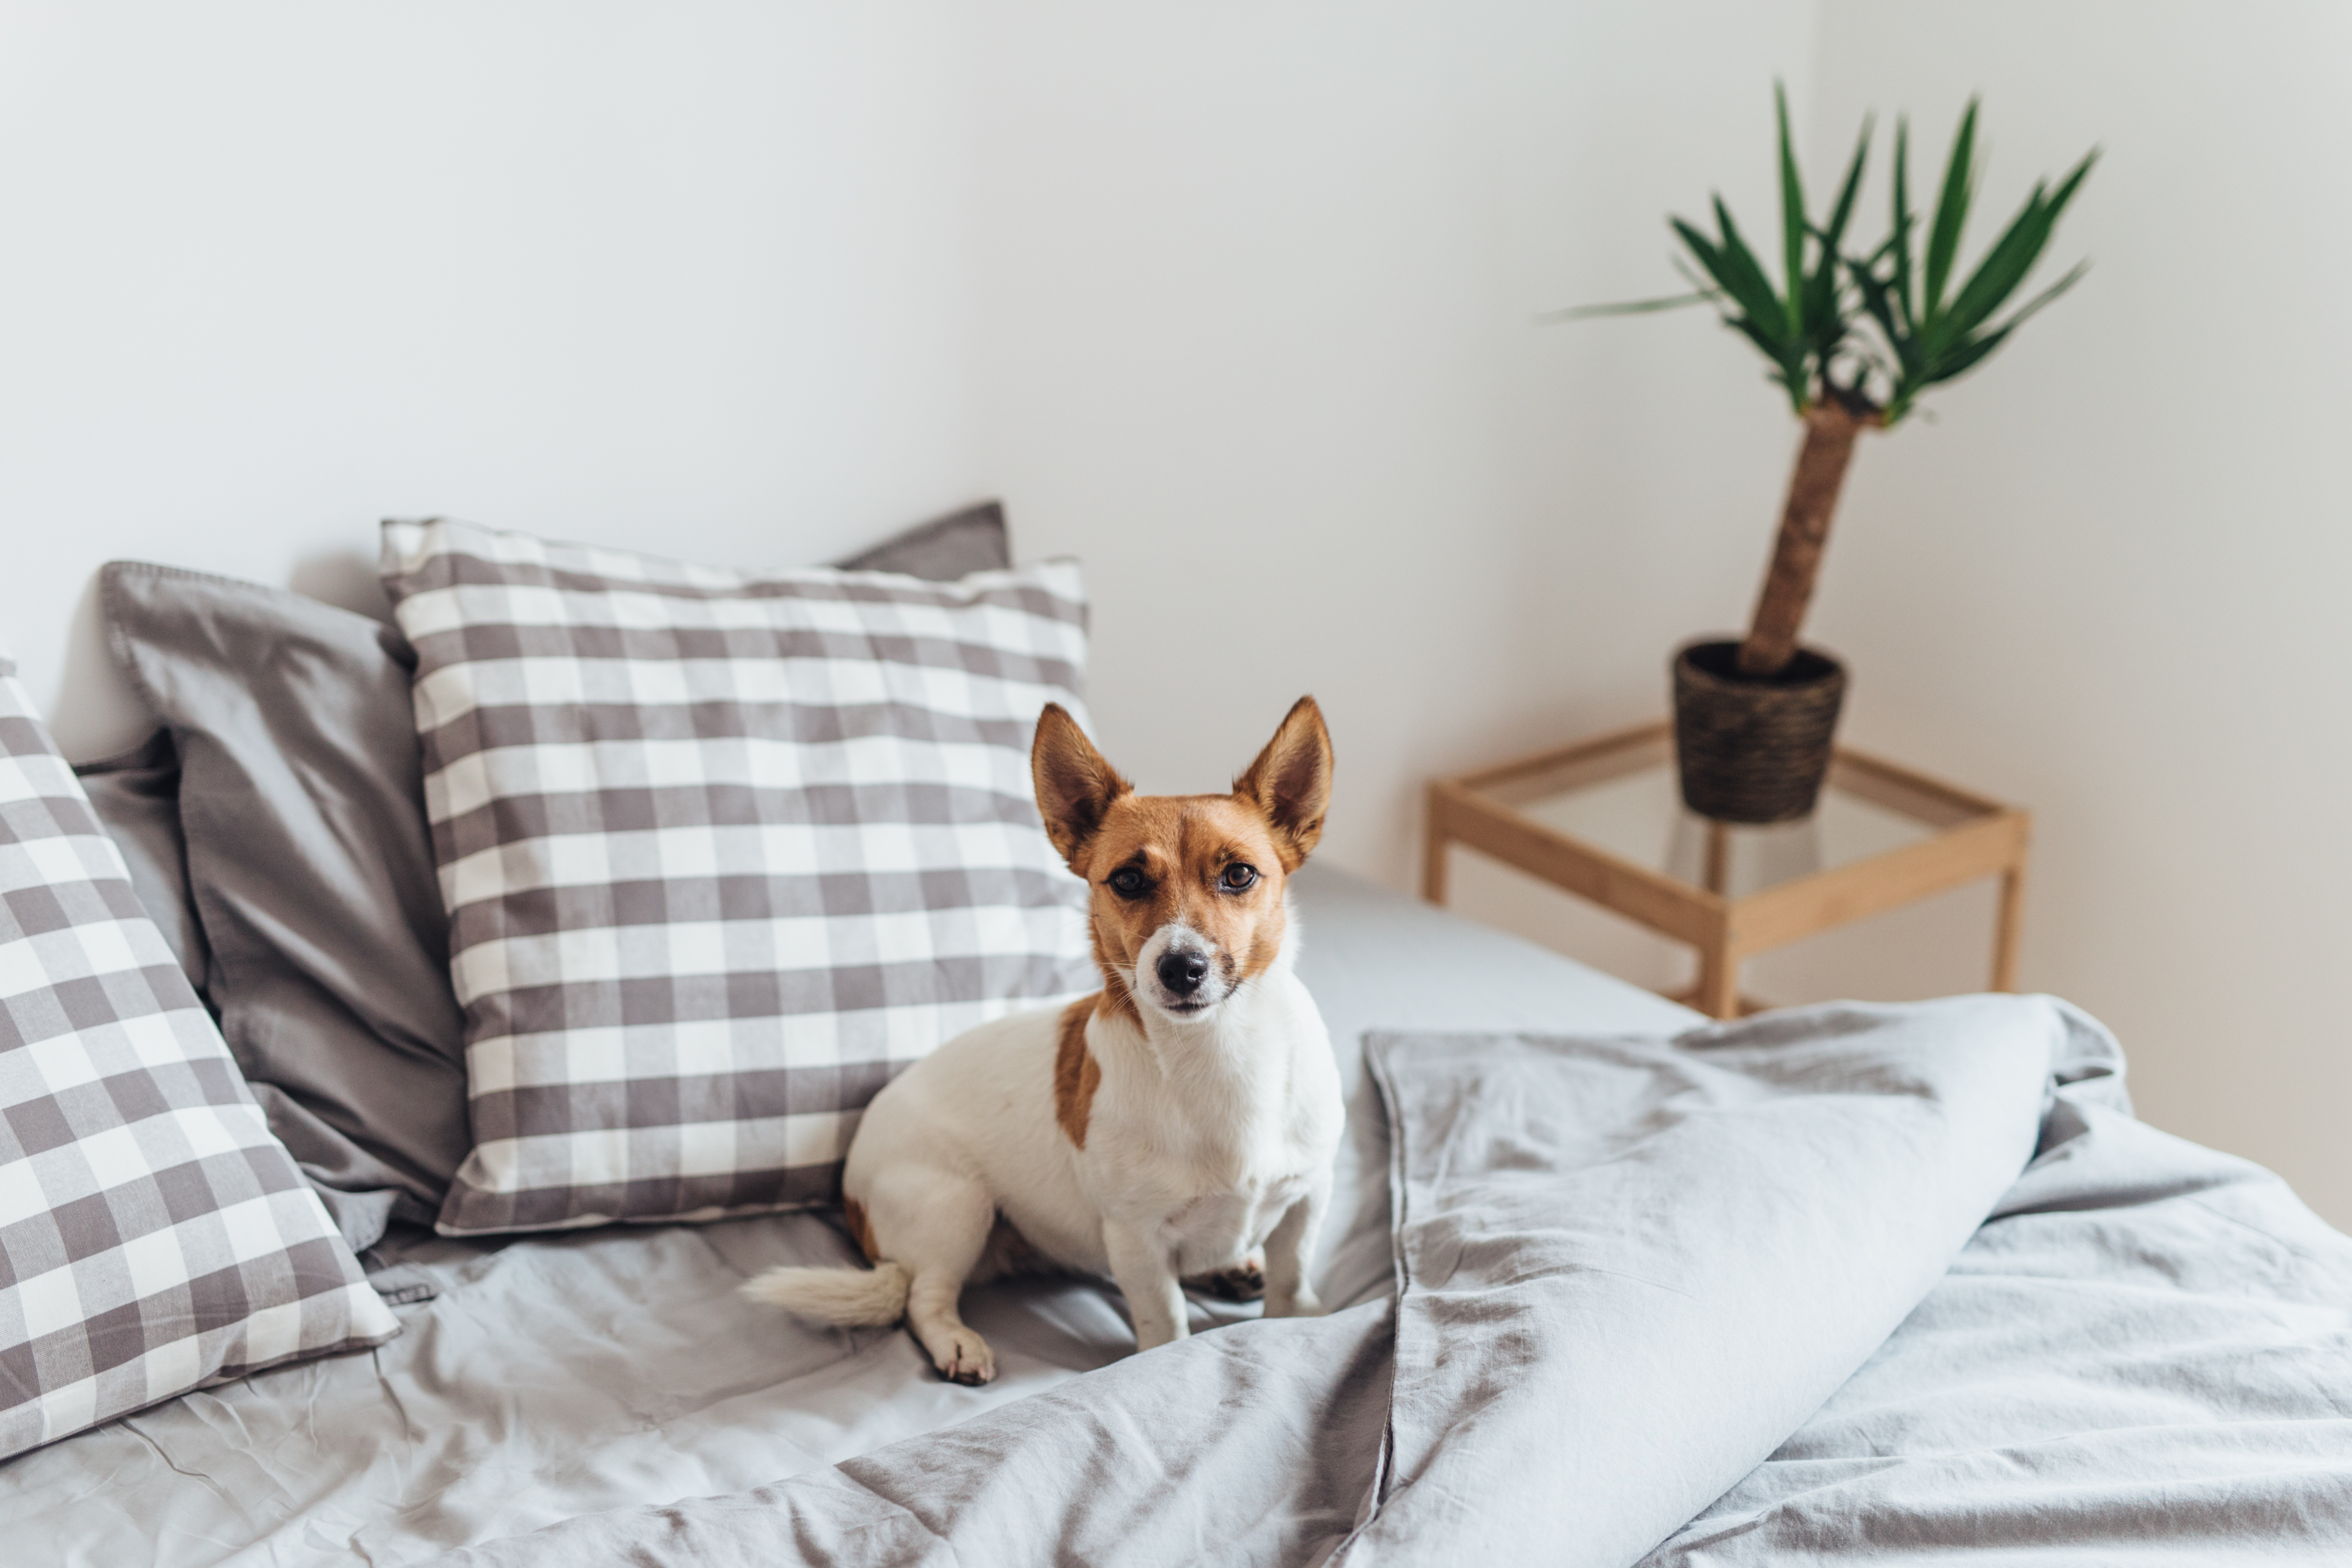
[744,696,1342,1385]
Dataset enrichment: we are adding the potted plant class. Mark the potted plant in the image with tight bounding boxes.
[1570,88,2096,823]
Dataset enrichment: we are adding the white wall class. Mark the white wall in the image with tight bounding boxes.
[0,1,987,757]
[971,0,1814,865]
[2,3,2345,1227]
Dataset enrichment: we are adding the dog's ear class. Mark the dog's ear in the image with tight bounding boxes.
[1032,703,1131,869]
[1234,696,1333,871]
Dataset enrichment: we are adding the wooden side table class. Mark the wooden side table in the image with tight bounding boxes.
[1424,722,2030,1019]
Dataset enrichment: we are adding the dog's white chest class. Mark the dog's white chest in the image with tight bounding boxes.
[1075,973,1342,1274]
[1157,1171,1313,1270]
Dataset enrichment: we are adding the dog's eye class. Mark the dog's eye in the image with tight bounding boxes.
[1106,868,1148,898]
[1219,863,1259,892]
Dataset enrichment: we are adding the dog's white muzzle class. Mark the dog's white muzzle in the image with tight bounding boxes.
[1134,922,1231,1019]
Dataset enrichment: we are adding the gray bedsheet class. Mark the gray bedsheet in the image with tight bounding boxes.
[0,868,1692,1565]
[438,996,2352,1567]
[15,867,2348,1564]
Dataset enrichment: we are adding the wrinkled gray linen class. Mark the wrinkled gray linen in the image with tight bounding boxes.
[9,870,2348,1564]
[440,996,2352,1566]
[1648,1083,2352,1561]
[0,868,1684,1563]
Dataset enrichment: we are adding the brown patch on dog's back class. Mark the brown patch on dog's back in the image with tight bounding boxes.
[841,1194,881,1263]
[1054,996,1103,1149]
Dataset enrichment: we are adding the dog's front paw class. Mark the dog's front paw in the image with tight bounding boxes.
[929,1327,996,1385]
[1192,1255,1266,1302]
[1263,1289,1326,1320]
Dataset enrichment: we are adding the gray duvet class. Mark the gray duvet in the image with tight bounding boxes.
[9,872,2349,1564]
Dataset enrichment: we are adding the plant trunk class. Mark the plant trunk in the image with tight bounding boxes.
[1736,400,1869,678]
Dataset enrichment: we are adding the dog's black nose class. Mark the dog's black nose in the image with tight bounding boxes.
[1157,949,1211,996]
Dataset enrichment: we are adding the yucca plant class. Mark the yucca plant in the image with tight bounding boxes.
[1574,88,2096,681]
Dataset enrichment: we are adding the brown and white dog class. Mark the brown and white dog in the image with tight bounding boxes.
[744,697,1342,1384]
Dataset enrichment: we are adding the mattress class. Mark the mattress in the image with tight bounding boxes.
[0,866,1694,1567]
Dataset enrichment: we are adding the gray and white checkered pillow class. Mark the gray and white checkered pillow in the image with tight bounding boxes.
[379,519,1096,1236]
[0,652,398,1461]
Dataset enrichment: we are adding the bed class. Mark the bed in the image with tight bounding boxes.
[3,514,2346,1567]
[3,865,1677,1564]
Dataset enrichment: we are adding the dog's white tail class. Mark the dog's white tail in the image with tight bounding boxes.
[741,1261,911,1327]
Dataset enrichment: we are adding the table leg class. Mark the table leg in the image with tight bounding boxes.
[1422,806,1449,906]
[1695,942,1739,1019]
[1991,860,2027,992]
[1702,818,1730,897]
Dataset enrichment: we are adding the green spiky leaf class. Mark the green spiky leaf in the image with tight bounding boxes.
[1930,147,2097,356]
[1668,219,1771,338]
[1775,81,1807,339]
[1538,293,1716,322]
[1704,199,1792,338]
[1818,117,1872,253]
[1923,98,1980,319]
[1920,321,2017,385]
[1927,183,2055,355]
[1800,117,1873,364]
[1889,116,1916,337]
[1919,259,2089,389]
[1847,255,1925,380]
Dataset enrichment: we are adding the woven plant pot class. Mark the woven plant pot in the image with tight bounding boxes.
[1671,639,1847,824]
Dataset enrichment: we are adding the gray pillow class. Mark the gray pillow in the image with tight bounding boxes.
[101,565,472,1249]
[71,728,212,992]
[832,500,1008,580]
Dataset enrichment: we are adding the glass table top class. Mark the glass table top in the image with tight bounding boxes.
[1464,727,1992,902]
